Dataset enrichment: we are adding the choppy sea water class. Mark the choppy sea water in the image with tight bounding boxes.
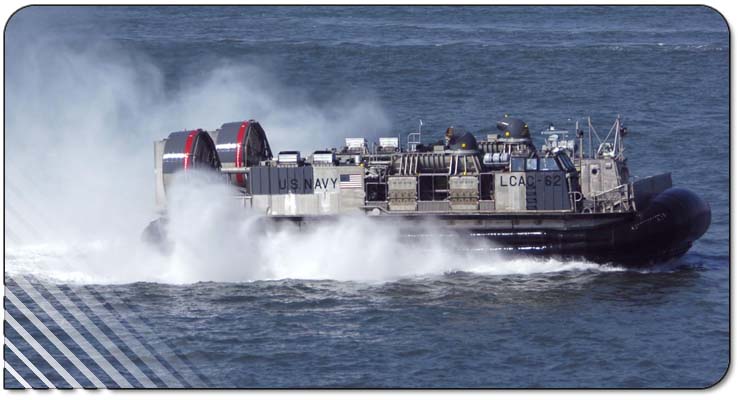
[4,6,729,388]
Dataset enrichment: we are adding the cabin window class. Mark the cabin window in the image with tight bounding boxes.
[540,158,559,171]
[510,157,526,172]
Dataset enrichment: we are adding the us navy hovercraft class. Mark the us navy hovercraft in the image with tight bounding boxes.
[144,116,711,265]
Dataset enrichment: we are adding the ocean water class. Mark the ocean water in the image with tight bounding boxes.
[3,6,729,388]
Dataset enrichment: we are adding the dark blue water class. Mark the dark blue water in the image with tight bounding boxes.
[4,6,729,388]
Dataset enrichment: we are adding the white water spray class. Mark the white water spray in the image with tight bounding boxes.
[4,8,608,284]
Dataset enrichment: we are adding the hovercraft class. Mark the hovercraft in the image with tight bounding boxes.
[144,116,711,266]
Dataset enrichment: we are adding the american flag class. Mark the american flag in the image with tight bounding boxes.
[339,174,362,189]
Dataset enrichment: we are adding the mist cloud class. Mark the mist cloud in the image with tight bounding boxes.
[4,8,601,284]
[5,8,391,246]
